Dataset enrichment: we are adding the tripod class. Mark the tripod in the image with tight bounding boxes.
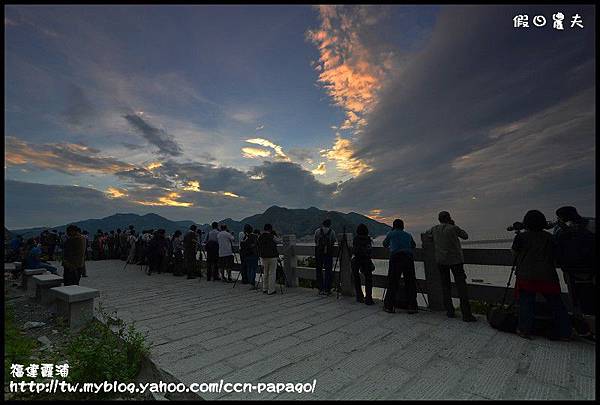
[276,257,288,294]
[335,227,347,300]
[232,251,243,288]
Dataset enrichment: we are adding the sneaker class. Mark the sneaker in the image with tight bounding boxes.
[462,315,477,322]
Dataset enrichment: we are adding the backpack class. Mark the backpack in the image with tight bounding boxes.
[241,233,258,256]
[556,220,595,272]
[316,228,334,256]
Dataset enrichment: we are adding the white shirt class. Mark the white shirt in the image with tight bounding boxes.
[217,231,235,257]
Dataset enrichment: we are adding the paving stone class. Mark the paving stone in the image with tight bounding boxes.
[79,260,596,400]
[527,343,571,388]
[461,357,519,399]
[393,359,466,399]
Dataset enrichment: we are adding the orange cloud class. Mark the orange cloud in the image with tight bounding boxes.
[105,187,128,199]
[146,161,163,171]
[134,192,193,207]
[321,136,371,177]
[307,6,392,132]
[5,136,134,174]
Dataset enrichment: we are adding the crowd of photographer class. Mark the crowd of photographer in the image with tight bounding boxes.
[5,204,594,341]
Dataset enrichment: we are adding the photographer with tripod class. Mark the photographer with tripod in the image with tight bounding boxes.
[314,219,336,296]
[240,224,259,289]
[351,224,375,305]
[511,210,571,340]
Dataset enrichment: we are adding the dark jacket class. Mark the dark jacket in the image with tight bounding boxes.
[241,233,259,257]
[258,232,278,258]
[352,234,372,260]
[63,234,86,269]
[512,230,559,284]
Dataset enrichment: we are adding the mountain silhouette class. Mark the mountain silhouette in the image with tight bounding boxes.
[9,206,391,239]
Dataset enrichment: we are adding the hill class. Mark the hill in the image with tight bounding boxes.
[10,206,391,239]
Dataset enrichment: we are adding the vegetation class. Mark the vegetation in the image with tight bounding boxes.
[4,304,38,384]
[64,303,150,389]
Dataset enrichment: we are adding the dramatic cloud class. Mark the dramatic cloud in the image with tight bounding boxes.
[5,136,134,174]
[244,138,290,161]
[311,162,327,176]
[307,5,394,132]
[242,147,271,159]
[333,5,595,236]
[320,136,372,177]
[123,113,183,157]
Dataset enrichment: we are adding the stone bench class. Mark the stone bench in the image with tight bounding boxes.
[21,268,48,291]
[50,285,100,330]
[30,274,64,304]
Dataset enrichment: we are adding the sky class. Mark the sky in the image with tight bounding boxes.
[4,5,596,238]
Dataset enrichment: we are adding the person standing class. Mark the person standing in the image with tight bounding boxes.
[240,224,259,289]
[351,224,375,305]
[126,231,137,264]
[512,210,571,340]
[171,230,184,276]
[183,225,199,279]
[217,225,235,283]
[314,219,337,296]
[239,226,249,284]
[553,206,595,339]
[382,220,418,313]
[147,229,168,276]
[62,225,86,286]
[204,222,221,281]
[47,230,59,261]
[258,224,280,295]
[424,211,476,322]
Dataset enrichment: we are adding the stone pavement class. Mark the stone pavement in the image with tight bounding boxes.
[75,260,594,400]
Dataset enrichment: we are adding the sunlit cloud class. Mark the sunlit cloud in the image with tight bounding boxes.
[5,136,134,174]
[146,161,163,171]
[105,186,128,199]
[311,162,327,176]
[321,136,371,177]
[181,180,201,192]
[256,125,265,131]
[249,173,265,180]
[134,192,193,207]
[242,147,271,159]
[245,138,289,161]
[307,5,393,132]
[222,191,240,198]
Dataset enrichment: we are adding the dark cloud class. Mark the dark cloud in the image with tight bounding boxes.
[332,5,595,236]
[63,83,96,129]
[123,114,183,157]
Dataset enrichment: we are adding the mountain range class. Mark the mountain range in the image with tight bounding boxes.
[9,206,392,240]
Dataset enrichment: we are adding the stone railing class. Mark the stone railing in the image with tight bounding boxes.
[244,233,572,311]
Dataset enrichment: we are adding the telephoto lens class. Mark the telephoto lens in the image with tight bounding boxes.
[507,222,524,232]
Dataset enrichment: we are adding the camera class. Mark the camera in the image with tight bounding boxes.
[507,221,557,232]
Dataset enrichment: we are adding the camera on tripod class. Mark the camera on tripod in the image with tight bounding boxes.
[506,220,557,232]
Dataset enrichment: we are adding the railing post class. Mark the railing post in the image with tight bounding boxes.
[338,233,354,297]
[421,233,445,311]
[282,235,298,287]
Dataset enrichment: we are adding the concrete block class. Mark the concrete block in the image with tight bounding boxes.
[31,274,64,304]
[22,268,48,291]
[50,285,100,330]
